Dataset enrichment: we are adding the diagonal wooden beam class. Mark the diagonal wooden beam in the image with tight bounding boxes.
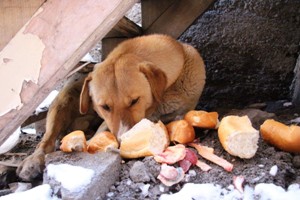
[105,17,142,38]
[0,0,138,145]
[142,0,215,38]
[0,0,46,51]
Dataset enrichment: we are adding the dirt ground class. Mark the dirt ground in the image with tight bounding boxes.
[1,100,300,199]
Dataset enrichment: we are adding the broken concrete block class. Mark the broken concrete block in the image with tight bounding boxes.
[44,151,121,200]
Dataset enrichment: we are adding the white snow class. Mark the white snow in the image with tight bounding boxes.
[0,184,59,200]
[255,183,300,200]
[160,183,222,200]
[81,53,97,63]
[0,127,21,154]
[35,90,59,114]
[139,183,150,196]
[0,162,94,199]
[283,102,293,107]
[21,128,36,134]
[1,169,300,200]
[269,165,278,176]
[290,117,300,123]
[47,163,94,193]
[159,183,300,200]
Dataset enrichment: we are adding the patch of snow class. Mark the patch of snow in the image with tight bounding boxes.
[160,183,300,200]
[159,184,165,192]
[81,53,97,63]
[269,165,278,176]
[21,128,36,134]
[283,102,293,107]
[35,90,59,114]
[126,179,132,185]
[106,192,114,198]
[160,183,222,200]
[290,117,300,123]
[46,164,94,193]
[255,183,300,200]
[139,183,150,196]
[0,184,59,200]
[0,127,21,154]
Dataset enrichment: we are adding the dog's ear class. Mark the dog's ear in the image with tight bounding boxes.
[139,62,167,102]
[80,74,92,114]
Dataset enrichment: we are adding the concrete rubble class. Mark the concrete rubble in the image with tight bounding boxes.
[44,151,121,200]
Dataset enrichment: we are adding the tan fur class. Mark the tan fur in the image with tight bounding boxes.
[17,34,206,181]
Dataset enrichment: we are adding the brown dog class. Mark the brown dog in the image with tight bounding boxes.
[17,34,206,181]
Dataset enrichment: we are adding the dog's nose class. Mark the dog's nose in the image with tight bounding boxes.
[116,121,130,141]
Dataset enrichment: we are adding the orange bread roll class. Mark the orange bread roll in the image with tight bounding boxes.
[60,130,87,152]
[166,120,195,144]
[260,119,300,153]
[120,119,170,159]
[184,110,219,129]
[87,131,119,153]
[218,115,259,159]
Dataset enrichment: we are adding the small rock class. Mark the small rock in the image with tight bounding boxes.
[0,165,18,189]
[149,184,163,198]
[292,155,300,168]
[129,161,150,183]
[269,165,278,176]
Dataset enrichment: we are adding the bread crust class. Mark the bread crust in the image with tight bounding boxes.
[87,131,119,153]
[166,120,195,144]
[260,119,300,153]
[184,110,219,129]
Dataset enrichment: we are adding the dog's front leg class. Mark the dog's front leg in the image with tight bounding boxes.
[17,76,85,181]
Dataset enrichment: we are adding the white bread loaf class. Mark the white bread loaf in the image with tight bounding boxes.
[218,115,259,159]
[260,119,300,153]
[166,120,195,144]
[120,119,170,159]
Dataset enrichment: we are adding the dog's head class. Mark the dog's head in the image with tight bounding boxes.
[79,54,167,139]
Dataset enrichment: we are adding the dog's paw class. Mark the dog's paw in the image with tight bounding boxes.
[16,151,45,181]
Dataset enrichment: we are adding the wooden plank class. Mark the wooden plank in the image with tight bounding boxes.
[141,0,174,30]
[102,38,128,59]
[0,0,46,51]
[105,17,142,38]
[0,0,138,145]
[143,0,215,38]
[21,111,48,128]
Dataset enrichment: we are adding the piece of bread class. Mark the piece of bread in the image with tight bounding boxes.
[119,119,170,159]
[184,110,219,129]
[60,130,87,152]
[260,119,300,153]
[166,120,195,144]
[87,131,119,154]
[218,115,259,159]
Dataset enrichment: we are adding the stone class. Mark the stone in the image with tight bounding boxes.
[0,165,17,189]
[129,161,150,183]
[292,155,300,168]
[44,151,121,200]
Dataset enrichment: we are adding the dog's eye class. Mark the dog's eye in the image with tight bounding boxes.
[101,104,111,112]
[130,97,139,107]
